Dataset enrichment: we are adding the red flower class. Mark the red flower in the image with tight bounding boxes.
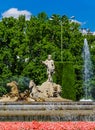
[0,121,95,130]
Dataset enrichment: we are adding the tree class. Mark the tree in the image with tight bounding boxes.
[0,13,88,100]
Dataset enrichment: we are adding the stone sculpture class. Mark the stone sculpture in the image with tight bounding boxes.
[0,81,34,102]
[29,80,62,101]
[42,55,55,82]
[7,81,19,96]
[0,81,19,102]
[0,55,69,102]
[27,55,63,101]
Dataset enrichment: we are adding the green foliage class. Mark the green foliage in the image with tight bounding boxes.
[18,76,30,92]
[62,62,76,100]
[54,62,76,100]
[74,64,83,100]
[1,12,94,100]
[0,86,7,97]
[53,62,64,86]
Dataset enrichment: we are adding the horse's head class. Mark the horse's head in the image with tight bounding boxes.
[7,81,18,88]
[7,81,19,95]
[29,80,36,90]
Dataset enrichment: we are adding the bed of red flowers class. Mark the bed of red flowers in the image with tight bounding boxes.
[0,121,95,130]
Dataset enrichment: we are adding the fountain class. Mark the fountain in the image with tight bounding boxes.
[80,38,93,101]
[0,55,66,102]
[0,54,95,121]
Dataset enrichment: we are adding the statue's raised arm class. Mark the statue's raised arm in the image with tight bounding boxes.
[42,55,55,82]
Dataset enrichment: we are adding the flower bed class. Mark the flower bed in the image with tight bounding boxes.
[0,121,95,130]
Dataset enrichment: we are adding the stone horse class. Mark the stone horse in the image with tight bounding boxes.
[7,81,19,97]
[0,81,19,102]
[7,81,31,101]
[29,80,45,101]
[1,81,31,102]
[29,80,62,101]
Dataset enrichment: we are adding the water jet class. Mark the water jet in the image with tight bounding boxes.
[81,38,93,101]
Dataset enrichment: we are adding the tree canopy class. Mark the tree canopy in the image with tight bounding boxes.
[0,12,95,100]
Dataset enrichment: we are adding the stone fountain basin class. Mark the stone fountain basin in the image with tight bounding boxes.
[0,101,95,121]
[0,103,94,110]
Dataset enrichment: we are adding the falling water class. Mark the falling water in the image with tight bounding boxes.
[0,101,95,121]
[82,38,93,100]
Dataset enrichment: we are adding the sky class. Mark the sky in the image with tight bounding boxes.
[0,0,95,31]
